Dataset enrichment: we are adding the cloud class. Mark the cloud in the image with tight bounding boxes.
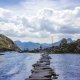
[39,18,56,33]
[59,26,80,34]
[0,4,80,43]
[40,9,53,17]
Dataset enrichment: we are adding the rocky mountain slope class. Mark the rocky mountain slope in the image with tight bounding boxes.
[0,34,21,52]
[44,38,80,53]
[53,38,73,46]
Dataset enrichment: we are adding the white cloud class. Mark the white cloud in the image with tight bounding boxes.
[0,4,80,43]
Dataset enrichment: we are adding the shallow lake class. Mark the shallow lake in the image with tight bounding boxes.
[0,52,80,80]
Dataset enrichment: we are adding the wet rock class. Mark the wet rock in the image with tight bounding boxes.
[26,54,58,80]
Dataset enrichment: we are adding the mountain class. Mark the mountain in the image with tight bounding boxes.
[58,38,80,53]
[0,34,21,52]
[67,38,73,43]
[14,38,73,50]
[14,41,50,50]
[53,38,73,46]
[45,38,80,53]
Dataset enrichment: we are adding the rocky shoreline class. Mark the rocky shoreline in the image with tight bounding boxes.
[26,53,58,80]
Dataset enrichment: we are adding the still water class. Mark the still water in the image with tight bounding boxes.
[0,52,80,80]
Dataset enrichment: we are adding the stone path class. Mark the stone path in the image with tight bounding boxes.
[26,54,58,80]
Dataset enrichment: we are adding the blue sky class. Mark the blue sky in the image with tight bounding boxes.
[0,0,80,43]
[0,0,24,7]
[0,0,79,8]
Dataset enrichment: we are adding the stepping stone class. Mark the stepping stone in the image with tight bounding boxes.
[25,54,58,80]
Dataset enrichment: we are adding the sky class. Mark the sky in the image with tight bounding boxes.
[0,0,80,43]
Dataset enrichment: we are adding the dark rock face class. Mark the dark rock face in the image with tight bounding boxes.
[59,38,69,53]
[59,38,80,53]
[0,34,21,52]
[60,38,67,47]
[75,39,80,52]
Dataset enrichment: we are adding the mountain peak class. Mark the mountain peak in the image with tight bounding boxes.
[67,38,73,43]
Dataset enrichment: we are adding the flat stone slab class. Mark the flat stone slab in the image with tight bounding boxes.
[31,69,53,73]
[39,59,50,62]
[26,78,52,80]
[33,63,50,67]
[34,66,52,70]
[37,61,50,65]
[32,62,50,67]
[30,71,52,77]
